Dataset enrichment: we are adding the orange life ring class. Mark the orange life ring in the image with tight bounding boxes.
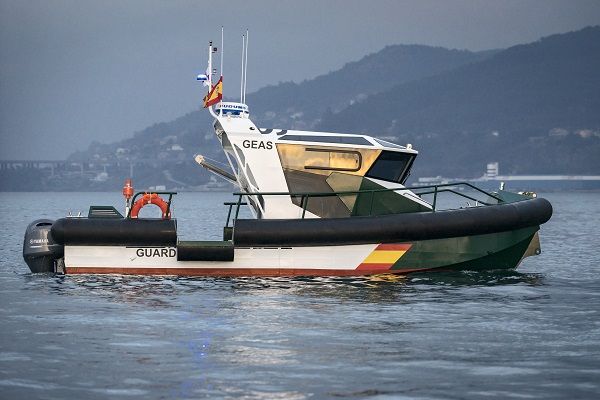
[130,193,171,219]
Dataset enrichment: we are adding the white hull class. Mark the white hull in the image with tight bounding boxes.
[64,243,416,276]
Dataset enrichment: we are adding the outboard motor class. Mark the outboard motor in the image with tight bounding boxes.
[23,219,64,273]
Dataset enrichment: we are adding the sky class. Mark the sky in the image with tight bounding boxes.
[1,0,599,160]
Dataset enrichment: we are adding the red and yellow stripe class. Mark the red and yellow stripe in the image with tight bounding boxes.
[356,243,412,271]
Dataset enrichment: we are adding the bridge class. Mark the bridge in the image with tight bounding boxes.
[0,160,70,169]
[0,158,192,181]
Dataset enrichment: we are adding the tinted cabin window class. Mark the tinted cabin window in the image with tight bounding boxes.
[279,135,372,146]
[366,151,415,184]
[304,148,361,172]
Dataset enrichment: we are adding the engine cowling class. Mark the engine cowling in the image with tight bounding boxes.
[23,219,64,273]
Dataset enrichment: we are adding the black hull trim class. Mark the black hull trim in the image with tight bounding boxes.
[233,197,552,247]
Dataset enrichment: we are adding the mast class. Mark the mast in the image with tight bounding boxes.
[220,27,224,79]
[240,34,245,103]
[220,27,224,115]
[243,29,249,104]
[207,41,218,118]
[208,41,212,87]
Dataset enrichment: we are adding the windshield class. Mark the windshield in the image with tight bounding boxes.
[366,151,415,184]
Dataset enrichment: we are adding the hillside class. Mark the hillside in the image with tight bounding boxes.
[24,44,490,191]
[247,45,495,130]
[2,27,598,191]
[317,26,600,177]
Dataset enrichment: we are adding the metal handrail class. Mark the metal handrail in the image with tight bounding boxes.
[231,181,502,201]
[417,188,497,206]
[224,201,247,227]
[412,182,503,203]
[227,182,504,222]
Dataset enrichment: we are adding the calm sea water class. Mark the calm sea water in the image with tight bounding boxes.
[1,192,599,399]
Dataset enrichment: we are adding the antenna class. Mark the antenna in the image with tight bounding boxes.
[219,25,225,115]
[220,27,224,78]
[240,34,245,103]
[220,26,224,115]
[243,29,249,104]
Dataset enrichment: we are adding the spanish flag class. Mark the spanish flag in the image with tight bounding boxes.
[203,76,223,108]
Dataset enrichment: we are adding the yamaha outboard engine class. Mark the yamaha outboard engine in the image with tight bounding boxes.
[23,219,64,273]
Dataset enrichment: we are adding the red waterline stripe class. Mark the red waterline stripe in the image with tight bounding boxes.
[356,263,393,271]
[65,266,427,277]
[375,243,412,251]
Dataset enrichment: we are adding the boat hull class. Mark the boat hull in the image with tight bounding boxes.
[62,226,540,276]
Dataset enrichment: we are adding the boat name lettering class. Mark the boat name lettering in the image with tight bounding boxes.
[29,238,48,244]
[136,248,176,258]
[243,140,273,150]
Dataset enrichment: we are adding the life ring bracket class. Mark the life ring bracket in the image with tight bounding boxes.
[127,191,178,220]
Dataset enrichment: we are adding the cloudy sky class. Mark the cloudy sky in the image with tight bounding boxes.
[1,0,599,160]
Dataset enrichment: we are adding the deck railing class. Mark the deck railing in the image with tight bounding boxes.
[224,182,503,225]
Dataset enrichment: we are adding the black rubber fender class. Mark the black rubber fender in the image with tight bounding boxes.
[177,241,234,261]
[233,197,553,247]
[51,218,177,246]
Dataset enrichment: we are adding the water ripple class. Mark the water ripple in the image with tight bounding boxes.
[1,192,600,399]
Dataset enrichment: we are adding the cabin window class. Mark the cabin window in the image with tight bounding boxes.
[279,135,372,146]
[366,151,415,184]
[304,148,361,172]
[220,109,248,116]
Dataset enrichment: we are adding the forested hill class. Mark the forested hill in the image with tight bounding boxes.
[246,44,495,130]
[3,28,598,191]
[68,42,493,165]
[48,43,493,190]
[317,26,600,177]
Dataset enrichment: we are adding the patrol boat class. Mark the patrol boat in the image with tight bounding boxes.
[22,40,552,276]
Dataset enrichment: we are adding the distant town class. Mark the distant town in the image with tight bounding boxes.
[2,158,598,192]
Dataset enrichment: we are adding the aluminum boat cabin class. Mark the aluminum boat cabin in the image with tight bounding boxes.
[210,103,429,220]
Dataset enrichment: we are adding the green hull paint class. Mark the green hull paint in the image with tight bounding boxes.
[436,235,535,271]
[393,226,539,271]
[353,178,429,216]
